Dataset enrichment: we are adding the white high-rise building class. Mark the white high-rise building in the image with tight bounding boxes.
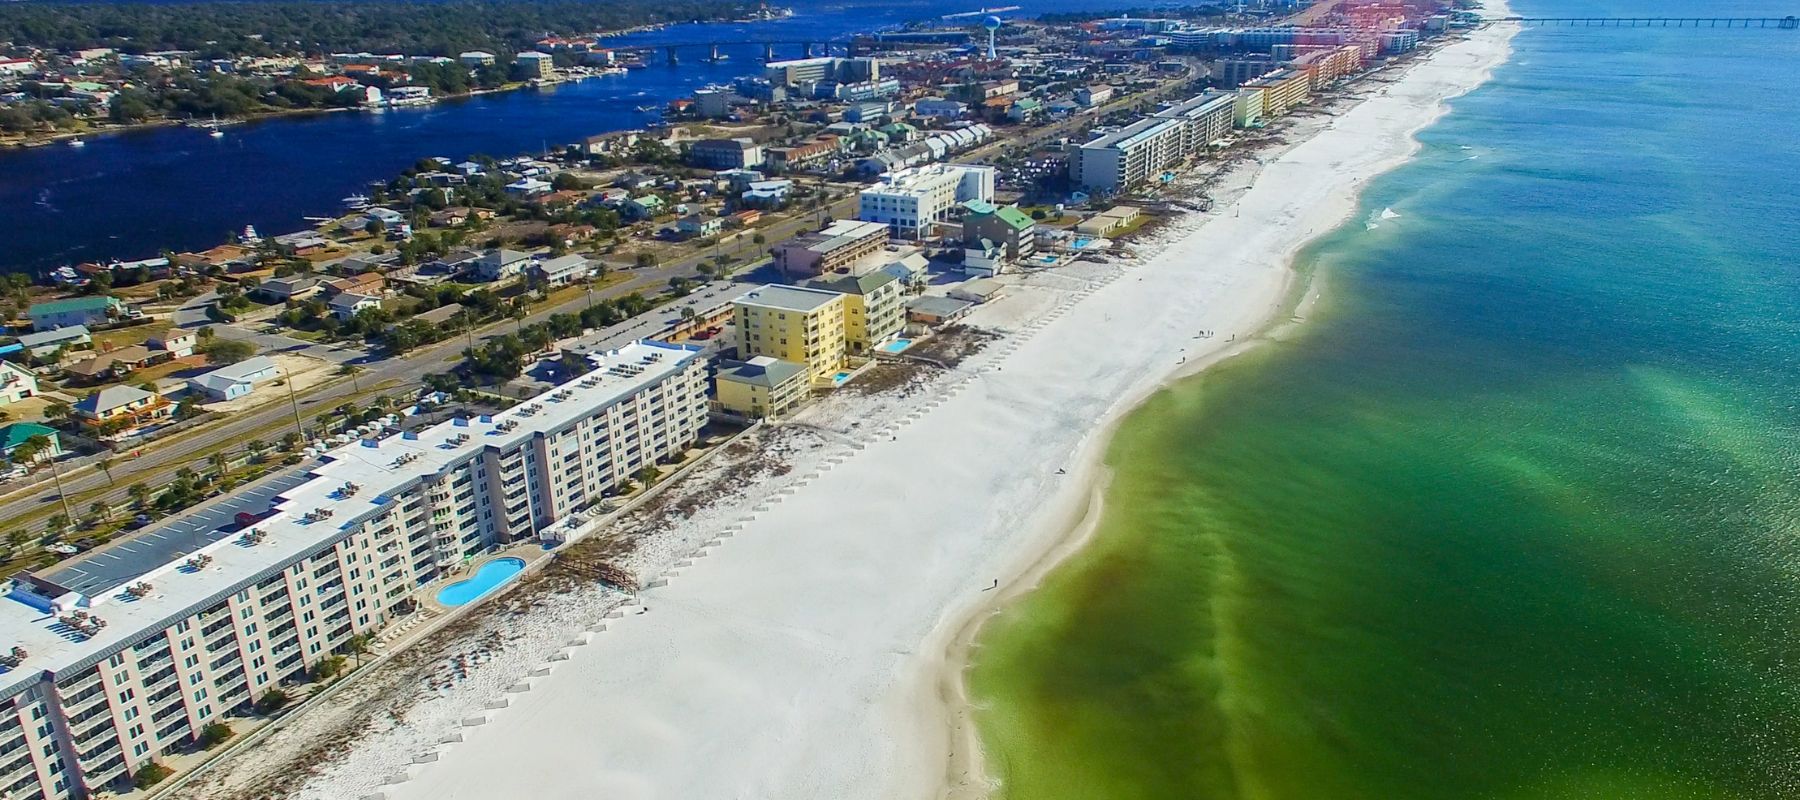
[0,341,708,799]
[857,163,996,239]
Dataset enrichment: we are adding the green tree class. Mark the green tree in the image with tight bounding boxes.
[197,337,256,364]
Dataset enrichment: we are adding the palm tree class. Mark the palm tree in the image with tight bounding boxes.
[209,452,228,478]
[45,514,68,539]
[42,402,69,422]
[95,456,115,486]
[128,483,150,507]
[89,500,109,522]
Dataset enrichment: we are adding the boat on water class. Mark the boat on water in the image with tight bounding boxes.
[635,105,661,113]
[341,194,372,210]
[67,138,85,148]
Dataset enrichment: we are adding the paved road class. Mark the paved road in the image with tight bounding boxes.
[174,291,363,364]
[0,193,859,531]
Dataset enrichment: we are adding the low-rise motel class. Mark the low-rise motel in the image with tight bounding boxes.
[771,220,891,279]
[0,341,707,799]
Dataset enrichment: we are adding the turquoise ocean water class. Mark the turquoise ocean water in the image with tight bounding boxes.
[969,2,1800,799]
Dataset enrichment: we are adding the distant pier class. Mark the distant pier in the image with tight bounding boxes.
[1503,16,1799,29]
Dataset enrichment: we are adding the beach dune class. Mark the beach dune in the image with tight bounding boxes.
[358,15,1517,800]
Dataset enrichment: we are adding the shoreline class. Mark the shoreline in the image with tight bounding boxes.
[262,11,1522,800]
[930,9,1522,799]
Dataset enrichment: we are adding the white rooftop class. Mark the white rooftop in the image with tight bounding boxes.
[0,340,701,697]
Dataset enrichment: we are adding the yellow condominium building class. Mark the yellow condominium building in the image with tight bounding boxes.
[1242,68,1311,119]
[806,270,904,354]
[734,285,848,385]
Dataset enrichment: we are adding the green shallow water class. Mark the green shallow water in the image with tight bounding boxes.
[967,4,1800,799]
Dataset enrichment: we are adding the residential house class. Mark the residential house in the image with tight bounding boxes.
[1074,205,1142,236]
[16,326,90,359]
[272,231,332,255]
[474,249,534,281]
[506,177,553,198]
[741,179,794,206]
[677,215,724,238]
[530,254,590,287]
[713,356,809,418]
[28,297,125,331]
[64,345,157,384]
[459,51,497,67]
[962,238,1004,277]
[0,361,38,405]
[0,422,60,464]
[905,295,974,327]
[324,270,385,295]
[146,329,197,359]
[72,385,170,431]
[547,223,598,245]
[329,292,382,321]
[880,253,930,293]
[625,195,666,220]
[1076,84,1115,107]
[950,277,1006,304]
[187,356,281,401]
[255,275,323,302]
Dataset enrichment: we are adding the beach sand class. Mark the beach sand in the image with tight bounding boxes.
[299,12,1517,800]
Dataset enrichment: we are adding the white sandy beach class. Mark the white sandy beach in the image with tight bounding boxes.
[287,14,1517,800]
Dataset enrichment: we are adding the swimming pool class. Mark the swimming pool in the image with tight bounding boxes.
[832,371,854,385]
[436,557,526,607]
[1072,237,1094,249]
[879,339,914,354]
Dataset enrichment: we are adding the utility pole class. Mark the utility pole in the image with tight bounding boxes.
[284,367,305,443]
[46,456,74,528]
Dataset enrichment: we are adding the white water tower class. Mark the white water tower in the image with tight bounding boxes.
[983,15,1002,60]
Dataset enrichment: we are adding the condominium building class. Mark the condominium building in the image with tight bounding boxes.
[0,341,707,799]
[1288,45,1363,87]
[688,138,764,170]
[806,270,905,354]
[1212,55,1278,88]
[856,163,996,239]
[1234,87,1265,127]
[1241,68,1312,119]
[1071,116,1185,194]
[1153,91,1236,157]
[772,220,890,278]
[733,285,848,385]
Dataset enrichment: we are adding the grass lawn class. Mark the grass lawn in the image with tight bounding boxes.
[284,329,328,342]
[124,355,210,385]
[89,326,154,350]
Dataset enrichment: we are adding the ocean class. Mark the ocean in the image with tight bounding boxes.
[967,2,1800,799]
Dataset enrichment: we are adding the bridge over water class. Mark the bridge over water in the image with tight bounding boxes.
[608,39,856,65]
